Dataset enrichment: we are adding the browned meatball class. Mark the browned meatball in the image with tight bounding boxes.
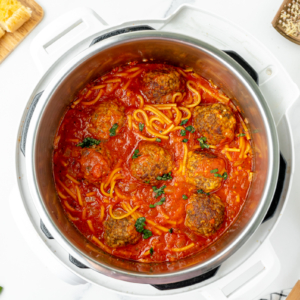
[130,142,173,184]
[193,103,236,145]
[80,145,112,183]
[141,67,185,103]
[88,100,125,139]
[104,211,141,248]
[186,151,226,193]
[185,193,225,236]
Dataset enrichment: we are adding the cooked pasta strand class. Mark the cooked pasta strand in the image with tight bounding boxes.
[104,168,122,188]
[92,236,111,253]
[100,182,112,197]
[86,191,96,197]
[198,83,229,104]
[75,186,83,206]
[186,81,201,108]
[67,212,79,221]
[178,107,191,120]
[109,205,140,219]
[160,124,175,135]
[81,89,103,106]
[127,115,132,130]
[134,132,157,141]
[182,143,188,175]
[82,207,87,220]
[57,189,67,199]
[144,105,172,124]
[127,67,140,72]
[137,95,144,109]
[100,205,105,221]
[104,78,121,83]
[171,243,194,252]
[91,84,105,90]
[58,179,76,199]
[127,69,143,78]
[66,174,80,185]
[122,79,132,90]
[133,109,150,126]
[87,220,95,233]
[64,201,76,212]
[146,127,169,140]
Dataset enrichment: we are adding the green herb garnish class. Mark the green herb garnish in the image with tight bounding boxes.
[157,172,172,181]
[150,247,154,255]
[223,172,228,180]
[135,217,153,238]
[180,130,186,136]
[214,173,223,178]
[182,138,188,143]
[169,228,173,233]
[143,229,153,239]
[135,217,146,232]
[238,133,246,137]
[0,287,2,294]
[180,119,188,126]
[149,197,166,208]
[144,180,150,184]
[77,137,100,148]
[186,126,195,133]
[109,123,118,136]
[139,122,145,132]
[197,189,210,195]
[132,149,141,159]
[156,138,161,142]
[210,169,218,173]
[198,136,209,149]
[152,185,167,198]
[182,194,188,200]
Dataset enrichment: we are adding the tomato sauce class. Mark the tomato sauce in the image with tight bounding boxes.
[52,62,253,262]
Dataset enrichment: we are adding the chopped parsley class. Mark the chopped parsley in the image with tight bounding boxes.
[182,194,188,200]
[238,133,246,137]
[169,228,173,233]
[180,130,186,136]
[157,172,172,181]
[156,138,161,142]
[135,217,146,232]
[182,138,188,143]
[152,185,167,198]
[198,136,209,149]
[0,287,2,294]
[109,123,118,136]
[186,126,195,133]
[132,149,141,159]
[139,122,145,132]
[77,137,100,148]
[150,247,154,255]
[135,218,153,239]
[212,170,228,180]
[180,119,188,126]
[149,197,166,208]
[143,229,153,239]
[197,189,210,195]
[144,180,150,184]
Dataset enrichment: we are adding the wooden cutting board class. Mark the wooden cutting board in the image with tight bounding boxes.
[0,0,44,63]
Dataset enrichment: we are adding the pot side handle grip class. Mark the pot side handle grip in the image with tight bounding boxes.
[30,7,109,73]
[200,239,280,300]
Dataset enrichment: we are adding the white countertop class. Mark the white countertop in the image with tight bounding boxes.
[1,0,300,299]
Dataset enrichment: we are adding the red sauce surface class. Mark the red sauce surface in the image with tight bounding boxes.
[53,63,253,262]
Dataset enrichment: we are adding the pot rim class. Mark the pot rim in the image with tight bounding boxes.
[26,30,279,284]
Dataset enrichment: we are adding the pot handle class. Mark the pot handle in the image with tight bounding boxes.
[30,7,109,73]
[200,239,280,300]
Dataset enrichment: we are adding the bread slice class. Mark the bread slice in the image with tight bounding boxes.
[0,26,5,38]
[0,0,32,33]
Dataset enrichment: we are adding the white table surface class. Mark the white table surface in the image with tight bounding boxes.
[1,0,300,299]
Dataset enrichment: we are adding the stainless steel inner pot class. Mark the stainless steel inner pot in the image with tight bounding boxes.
[29,30,279,284]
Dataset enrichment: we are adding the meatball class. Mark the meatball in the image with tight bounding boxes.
[88,100,125,139]
[141,67,185,103]
[185,193,225,236]
[130,142,173,184]
[80,145,112,183]
[104,211,141,248]
[186,151,226,193]
[193,103,236,145]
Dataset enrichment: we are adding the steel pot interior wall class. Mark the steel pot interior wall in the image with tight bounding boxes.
[33,34,276,283]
